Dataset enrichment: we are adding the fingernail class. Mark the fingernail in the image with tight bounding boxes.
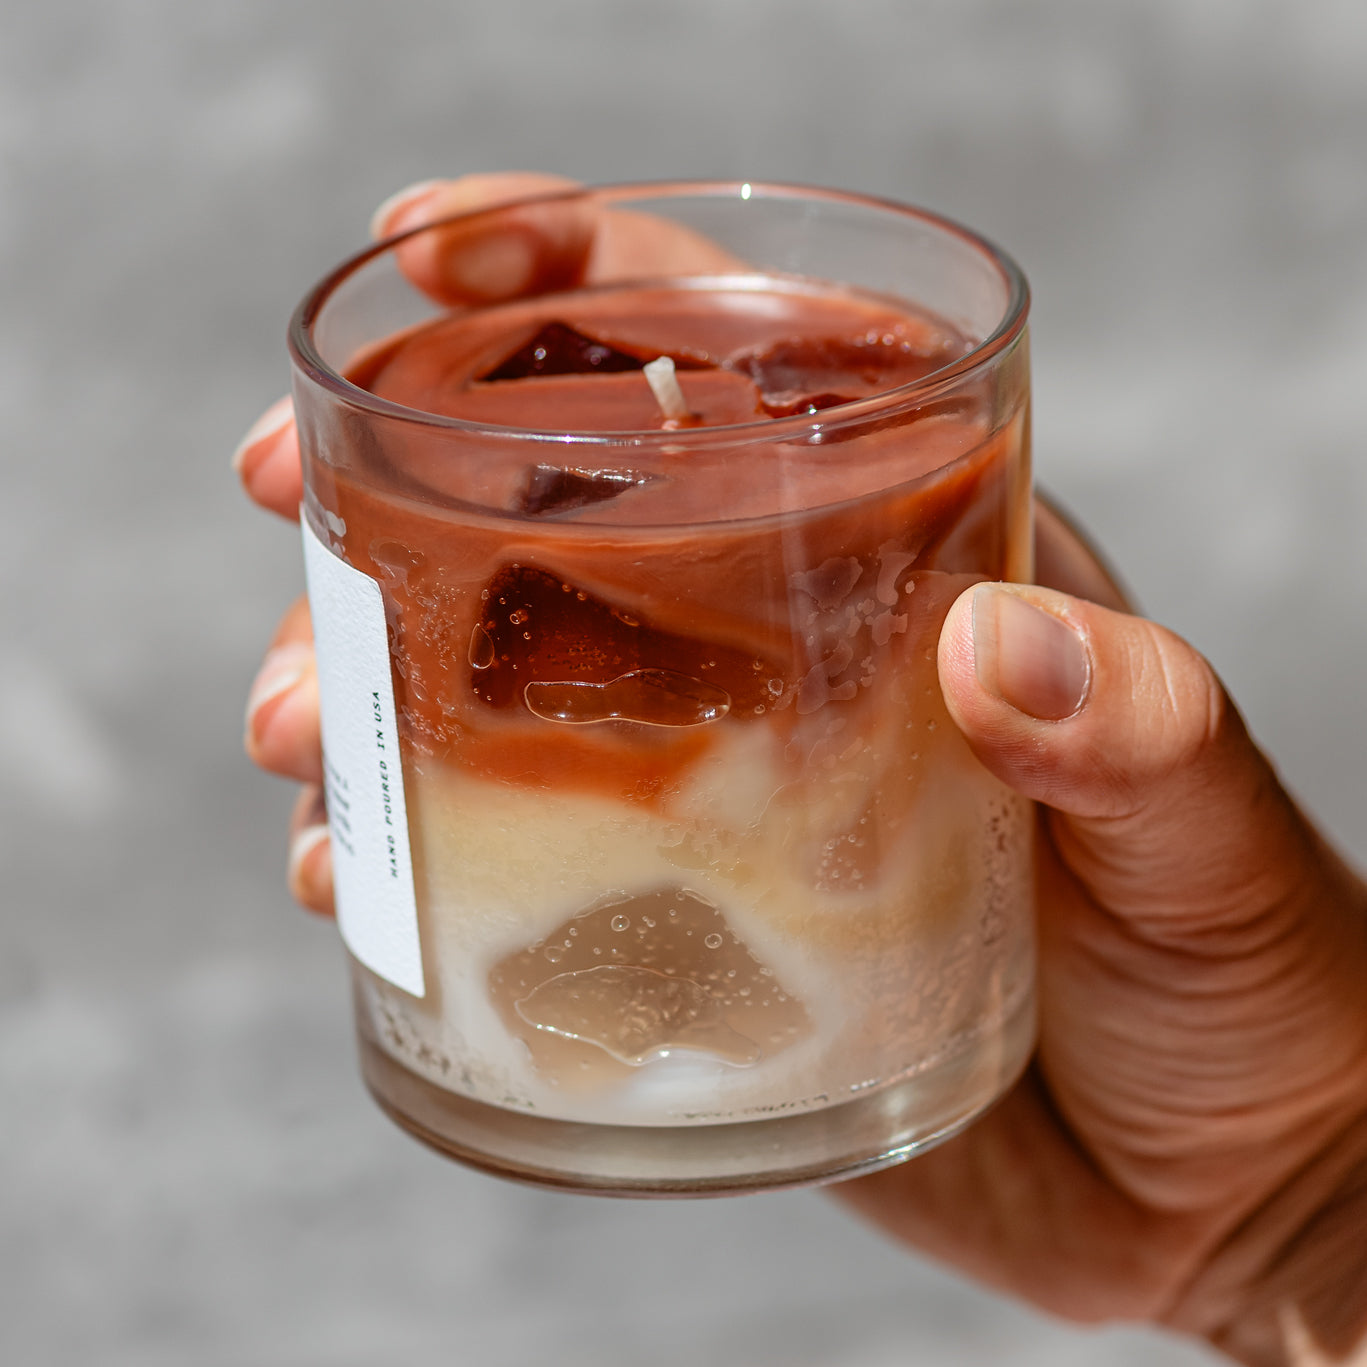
[287,823,332,907]
[972,585,1090,721]
[245,643,314,740]
[231,395,294,476]
[369,179,446,239]
[447,231,538,301]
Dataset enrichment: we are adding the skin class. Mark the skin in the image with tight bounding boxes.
[237,175,1367,1364]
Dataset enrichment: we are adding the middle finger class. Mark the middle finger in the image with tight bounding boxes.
[244,594,323,785]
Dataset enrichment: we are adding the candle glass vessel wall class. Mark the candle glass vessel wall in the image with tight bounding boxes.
[289,182,1034,1194]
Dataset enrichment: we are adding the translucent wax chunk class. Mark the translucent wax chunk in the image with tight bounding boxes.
[489,886,810,1079]
[477,321,714,383]
[729,333,958,417]
[468,565,778,720]
[478,321,648,380]
[516,464,652,516]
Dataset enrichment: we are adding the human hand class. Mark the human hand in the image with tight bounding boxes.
[837,538,1367,1361]
[237,177,1367,1363]
[237,171,735,909]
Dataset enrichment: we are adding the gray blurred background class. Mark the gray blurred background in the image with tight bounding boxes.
[3,2,1364,1362]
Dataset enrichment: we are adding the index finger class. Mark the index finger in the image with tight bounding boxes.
[1033,495,1135,614]
[375,172,745,305]
[236,173,741,520]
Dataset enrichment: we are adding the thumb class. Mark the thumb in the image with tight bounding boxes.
[937,582,1328,934]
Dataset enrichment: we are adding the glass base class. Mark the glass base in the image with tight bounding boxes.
[356,988,1035,1197]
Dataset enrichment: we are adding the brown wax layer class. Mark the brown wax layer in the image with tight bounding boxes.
[308,281,1024,801]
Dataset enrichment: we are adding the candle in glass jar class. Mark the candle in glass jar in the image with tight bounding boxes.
[293,184,1034,1193]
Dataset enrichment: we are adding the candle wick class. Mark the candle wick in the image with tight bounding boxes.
[643,356,696,427]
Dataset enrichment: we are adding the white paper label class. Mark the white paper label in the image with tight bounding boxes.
[301,514,424,997]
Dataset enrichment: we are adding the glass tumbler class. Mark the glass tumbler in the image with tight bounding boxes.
[289,181,1034,1194]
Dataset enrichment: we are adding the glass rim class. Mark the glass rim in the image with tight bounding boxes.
[287,178,1031,448]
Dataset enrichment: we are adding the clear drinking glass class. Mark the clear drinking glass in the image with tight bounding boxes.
[289,181,1034,1194]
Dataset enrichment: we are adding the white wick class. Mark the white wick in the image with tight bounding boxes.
[643,356,694,425]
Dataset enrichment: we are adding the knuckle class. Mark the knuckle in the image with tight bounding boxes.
[1141,627,1230,783]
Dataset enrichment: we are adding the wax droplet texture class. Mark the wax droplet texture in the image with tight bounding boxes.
[466,623,495,669]
[523,669,731,727]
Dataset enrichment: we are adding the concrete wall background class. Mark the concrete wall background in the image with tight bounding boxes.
[3,2,1364,1362]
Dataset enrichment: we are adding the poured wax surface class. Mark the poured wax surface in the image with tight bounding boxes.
[334,282,997,534]
[354,281,967,435]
